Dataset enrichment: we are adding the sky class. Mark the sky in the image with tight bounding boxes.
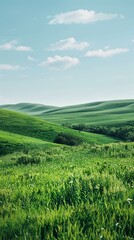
[0,0,134,106]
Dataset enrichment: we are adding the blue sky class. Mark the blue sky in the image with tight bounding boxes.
[0,0,133,106]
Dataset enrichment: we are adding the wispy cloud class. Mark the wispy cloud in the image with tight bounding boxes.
[16,46,32,52]
[48,9,119,24]
[0,40,17,50]
[28,55,37,61]
[0,64,20,71]
[39,55,79,70]
[0,40,32,52]
[85,48,129,58]
[48,37,89,51]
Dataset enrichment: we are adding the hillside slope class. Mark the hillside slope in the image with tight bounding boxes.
[0,109,116,146]
[40,99,134,125]
[0,130,56,155]
[1,99,134,126]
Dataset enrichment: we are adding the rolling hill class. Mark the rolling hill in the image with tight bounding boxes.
[0,102,58,115]
[0,108,116,154]
[0,130,56,155]
[1,99,134,126]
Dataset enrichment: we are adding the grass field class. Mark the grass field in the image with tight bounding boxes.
[0,143,134,239]
[0,101,133,239]
[1,99,134,126]
[0,130,57,155]
[0,109,116,155]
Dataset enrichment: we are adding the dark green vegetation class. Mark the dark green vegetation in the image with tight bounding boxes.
[69,123,134,142]
[0,143,134,239]
[1,99,134,126]
[54,132,83,146]
[0,109,116,155]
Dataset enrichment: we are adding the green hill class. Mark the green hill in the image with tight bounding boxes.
[0,130,56,155]
[0,109,116,154]
[39,99,134,126]
[0,102,58,115]
[1,99,134,126]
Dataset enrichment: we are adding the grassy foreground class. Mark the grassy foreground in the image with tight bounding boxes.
[0,142,134,240]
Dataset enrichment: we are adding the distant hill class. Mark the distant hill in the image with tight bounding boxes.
[1,99,134,126]
[0,103,58,115]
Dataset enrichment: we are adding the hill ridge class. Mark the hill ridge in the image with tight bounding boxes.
[0,99,134,126]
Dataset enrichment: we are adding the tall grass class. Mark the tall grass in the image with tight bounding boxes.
[0,142,134,239]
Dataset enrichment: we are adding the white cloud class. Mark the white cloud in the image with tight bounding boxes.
[39,55,79,70]
[0,40,32,52]
[16,46,32,52]
[85,48,129,58]
[0,64,20,71]
[0,40,18,50]
[28,55,37,61]
[48,9,118,24]
[48,37,89,51]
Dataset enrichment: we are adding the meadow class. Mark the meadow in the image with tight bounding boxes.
[0,143,134,240]
[0,108,116,155]
[0,102,134,239]
[1,99,134,126]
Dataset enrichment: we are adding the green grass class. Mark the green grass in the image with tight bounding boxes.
[1,99,134,126]
[0,100,133,239]
[0,142,134,239]
[0,130,57,155]
[0,102,58,115]
[0,109,116,148]
[41,99,134,126]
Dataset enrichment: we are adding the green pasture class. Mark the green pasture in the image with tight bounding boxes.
[1,99,134,126]
[0,130,56,155]
[0,109,116,149]
[0,142,134,239]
